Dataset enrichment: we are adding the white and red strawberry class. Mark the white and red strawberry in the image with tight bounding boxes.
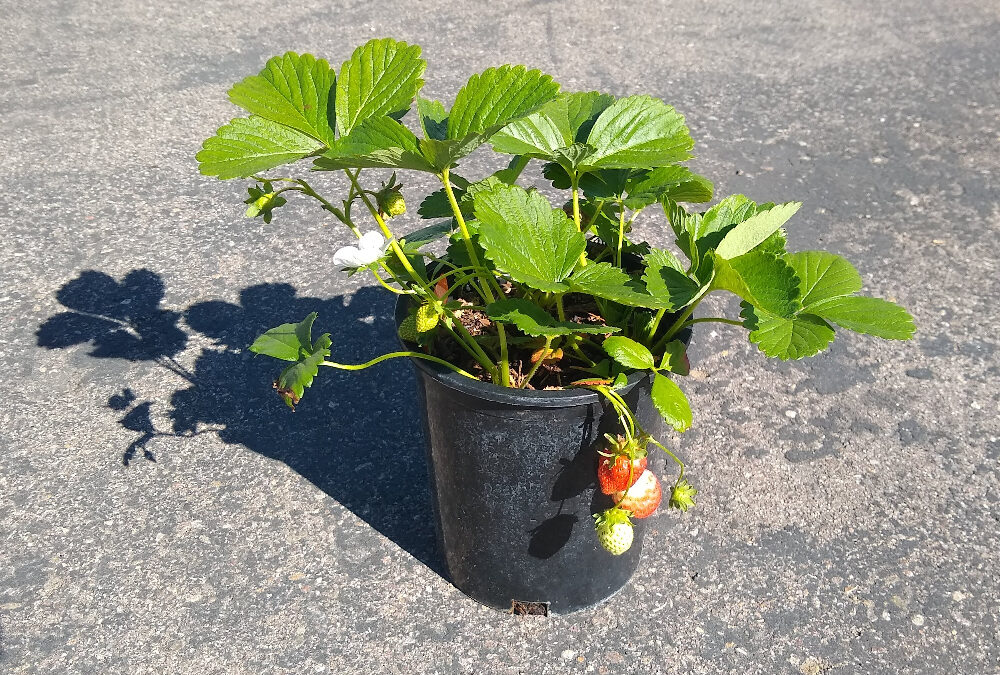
[613,469,662,519]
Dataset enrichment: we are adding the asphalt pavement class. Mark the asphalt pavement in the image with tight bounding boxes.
[1,0,998,673]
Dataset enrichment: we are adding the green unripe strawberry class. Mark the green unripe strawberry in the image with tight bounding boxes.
[416,303,439,333]
[379,190,406,218]
[593,507,634,555]
[398,314,419,342]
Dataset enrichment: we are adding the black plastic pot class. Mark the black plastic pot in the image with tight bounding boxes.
[396,298,676,614]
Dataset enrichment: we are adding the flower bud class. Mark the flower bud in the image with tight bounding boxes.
[379,190,406,218]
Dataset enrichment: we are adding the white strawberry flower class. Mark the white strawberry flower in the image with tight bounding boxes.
[332,231,388,269]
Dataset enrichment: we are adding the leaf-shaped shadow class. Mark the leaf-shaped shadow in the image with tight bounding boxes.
[37,269,186,360]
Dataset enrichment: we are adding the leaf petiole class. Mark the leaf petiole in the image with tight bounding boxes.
[321,351,477,379]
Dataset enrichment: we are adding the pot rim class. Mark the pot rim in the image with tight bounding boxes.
[404,350,651,408]
[394,295,670,408]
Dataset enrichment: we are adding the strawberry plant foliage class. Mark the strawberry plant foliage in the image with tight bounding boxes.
[198,38,915,553]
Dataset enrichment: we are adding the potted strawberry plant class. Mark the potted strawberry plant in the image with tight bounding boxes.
[197,39,915,613]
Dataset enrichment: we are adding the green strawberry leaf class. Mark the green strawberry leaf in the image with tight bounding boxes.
[582,95,694,170]
[294,312,317,353]
[417,135,489,171]
[541,163,632,199]
[335,38,425,137]
[276,336,331,408]
[785,251,863,308]
[563,91,617,142]
[660,340,689,375]
[642,249,701,310]
[740,302,835,360]
[650,373,692,432]
[486,298,618,336]
[415,65,560,172]
[623,166,714,209]
[809,296,916,339]
[473,184,585,292]
[710,251,800,318]
[603,336,655,370]
[714,201,802,259]
[739,251,914,357]
[489,103,573,159]
[568,262,672,309]
[663,200,702,264]
[696,195,757,240]
[314,117,435,172]
[490,92,614,168]
[250,321,308,361]
[755,228,788,256]
[399,222,454,248]
[197,116,325,179]
[417,96,448,140]
[227,52,337,146]
[250,312,322,361]
[687,195,759,264]
[447,65,560,141]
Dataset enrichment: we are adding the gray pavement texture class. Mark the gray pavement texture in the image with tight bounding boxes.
[1,0,998,673]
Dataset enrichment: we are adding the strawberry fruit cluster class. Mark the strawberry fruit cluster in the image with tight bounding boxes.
[593,434,691,554]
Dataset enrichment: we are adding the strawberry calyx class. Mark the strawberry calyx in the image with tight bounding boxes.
[668,477,698,512]
[594,506,632,530]
[598,433,647,461]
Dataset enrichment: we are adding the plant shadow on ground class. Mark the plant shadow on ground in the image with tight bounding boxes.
[37,269,444,574]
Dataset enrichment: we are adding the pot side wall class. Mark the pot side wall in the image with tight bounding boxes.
[412,365,667,614]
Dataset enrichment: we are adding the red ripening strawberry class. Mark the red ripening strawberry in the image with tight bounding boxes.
[597,453,648,495]
[614,469,662,519]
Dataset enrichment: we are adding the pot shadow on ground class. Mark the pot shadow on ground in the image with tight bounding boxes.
[37,269,444,574]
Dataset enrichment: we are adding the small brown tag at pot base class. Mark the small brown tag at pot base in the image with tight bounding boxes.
[509,600,549,616]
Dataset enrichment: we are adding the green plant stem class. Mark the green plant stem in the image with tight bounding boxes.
[441,167,510,387]
[602,386,636,440]
[344,170,426,289]
[569,341,595,367]
[556,294,567,322]
[345,169,497,380]
[442,320,498,374]
[297,178,356,232]
[373,267,414,295]
[583,199,606,233]
[646,308,667,343]
[655,286,711,352]
[430,265,479,286]
[256,175,356,234]
[519,336,553,388]
[615,200,627,267]
[683,317,743,328]
[440,168,490,292]
[570,171,588,268]
[647,437,685,479]
[321,352,476,380]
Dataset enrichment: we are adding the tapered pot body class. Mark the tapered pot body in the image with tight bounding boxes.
[397,301,669,613]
